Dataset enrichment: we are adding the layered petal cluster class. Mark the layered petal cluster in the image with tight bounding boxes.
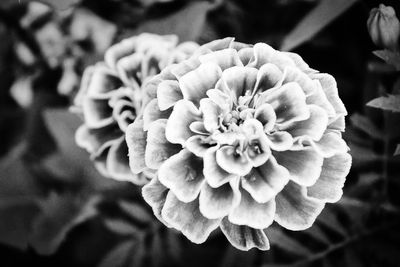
[126,37,352,250]
[74,33,199,184]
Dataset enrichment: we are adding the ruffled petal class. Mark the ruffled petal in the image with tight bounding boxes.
[158,149,205,202]
[275,182,325,231]
[266,131,293,151]
[283,104,329,141]
[246,43,276,69]
[228,189,275,229]
[161,192,220,243]
[220,217,270,251]
[199,98,220,132]
[273,149,323,186]
[179,62,222,106]
[199,178,241,219]
[203,148,237,188]
[75,124,121,154]
[306,80,336,118]
[206,89,233,112]
[86,65,122,98]
[260,82,310,126]
[125,118,147,174]
[186,135,216,157]
[218,66,258,100]
[307,153,352,202]
[145,119,181,169]
[328,115,345,132]
[165,99,201,145]
[216,146,253,176]
[294,132,348,157]
[143,98,171,131]
[254,63,283,93]
[142,177,171,226]
[106,136,147,184]
[310,73,347,116]
[242,156,290,203]
[199,48,244,70]
[283,66,317,96]
[281,52,310,72]
[254,103,276,132]
[157,80,183,111]
[82,97,114,128]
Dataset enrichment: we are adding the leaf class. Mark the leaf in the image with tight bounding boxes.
[16,0,80,10]
[280,0,359,51]
[395,144,400,156]
[373,50,400,70]
[367,94,400,112]
[104,219,141,236]
[131,1,213,42]
[29,193,100,255]
[118,200,153,224]
[98,240,136,267]
[350,113,384,139]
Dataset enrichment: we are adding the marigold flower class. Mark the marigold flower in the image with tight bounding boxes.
[74,33,199,184]
[126,37,351,250]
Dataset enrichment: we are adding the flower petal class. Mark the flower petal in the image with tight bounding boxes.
[254,63,283,93]
[307,153,351,202]
[266,131,293,151]
[218,66,258,100]
[274,182,325,231]
[161,192,220,243]
[220,217,270,251]
[306,80,336,118]
[203,148,237,188]
[216,146,253,176]
[179,62,222,106]
[186,135,216,157]
[273,149,323,186]
[295,132,348,157]
[146,119,181,170]
[242,156,290,203]
[310,73,347,116]
[158,149,205,203]
[82,97,114,128]
[143,98,171,131]
[282,105,329,141]
[126,117,147,174]
[142,177,171,226]
[283,66,317,96]
[75,124,121,154]
[200,98,220,132]
[157,80,183,111]
[254,103,276,132]
[86,65,123,98]
[165,99,201,145]
[199,178,241,219]
[228,189,275,229]
[199,48,244,70]
[260,82,310,126]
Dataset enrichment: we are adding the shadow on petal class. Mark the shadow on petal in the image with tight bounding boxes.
[162,192,220,244]
[274,181,325,231]
[220,217,270,251]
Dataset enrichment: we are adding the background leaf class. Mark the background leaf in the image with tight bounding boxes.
[367,94,400,112]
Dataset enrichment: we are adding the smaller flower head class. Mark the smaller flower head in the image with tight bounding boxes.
[74,33,199,184]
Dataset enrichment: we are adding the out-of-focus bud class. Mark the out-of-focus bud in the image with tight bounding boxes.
[367,4,400,51]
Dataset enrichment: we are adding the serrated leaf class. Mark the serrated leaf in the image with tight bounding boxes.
[118,201,153,224]
[280,0,359,51]
[350,113,384,139]
[367,94,400,112]
[266,227,312,256]
[29,193,99,255]
[98,240,136,267]
[373,50,400,70]
[104,219,140,236]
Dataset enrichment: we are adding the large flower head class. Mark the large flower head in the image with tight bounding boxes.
[126,38,352,250]
[74,33,199,184]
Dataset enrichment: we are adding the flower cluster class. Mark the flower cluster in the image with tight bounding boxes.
[125,37,351,250]
[74,33,199,184]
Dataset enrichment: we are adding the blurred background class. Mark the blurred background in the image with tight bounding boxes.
[1,0,400,266]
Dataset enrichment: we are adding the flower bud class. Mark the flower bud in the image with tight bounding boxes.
[367,4,400,51]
